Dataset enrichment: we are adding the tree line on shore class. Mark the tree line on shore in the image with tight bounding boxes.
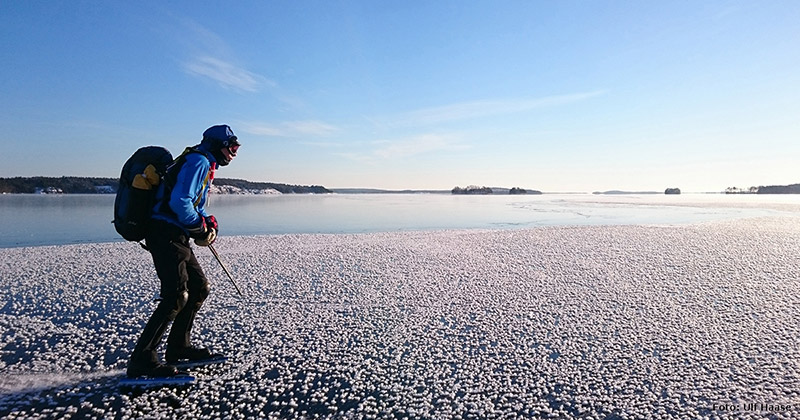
[725,184,800,194]
[451,185,542,195]
[4,176,798,195]
[0,176,331,194]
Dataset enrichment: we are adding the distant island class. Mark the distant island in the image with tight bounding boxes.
[594,184,800,195]
[0,176,331,194]
[451,185,542,195]
[725,184,800,194]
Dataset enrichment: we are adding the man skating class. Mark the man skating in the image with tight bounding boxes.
[127,125,240,378]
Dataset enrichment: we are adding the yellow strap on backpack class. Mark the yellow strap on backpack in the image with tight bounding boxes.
[132,164,161,190]
[143,164,160,186]
[194,169,211,207]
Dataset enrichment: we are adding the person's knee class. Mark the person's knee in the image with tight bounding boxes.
[166,290,189,320]
[199,281,210,302]
[189,282,210,311]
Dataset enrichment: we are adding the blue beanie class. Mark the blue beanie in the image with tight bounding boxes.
[201,125,240,149]
[201,124,240,166]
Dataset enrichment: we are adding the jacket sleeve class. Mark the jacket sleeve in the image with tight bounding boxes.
[168,154,210,228]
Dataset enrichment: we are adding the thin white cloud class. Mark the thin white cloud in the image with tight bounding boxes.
[175,17,272,93]
[394,90,607,126]
[238,120,340,138]
[338,133,471,163]
[373,133,469,159]
[333,151,376,164]
[184,56,265,92]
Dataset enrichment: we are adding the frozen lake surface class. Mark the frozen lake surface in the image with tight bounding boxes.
[1,213,800,418]
[2,193,799,247]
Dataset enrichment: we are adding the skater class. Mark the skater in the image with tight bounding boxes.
[127,124,240,378]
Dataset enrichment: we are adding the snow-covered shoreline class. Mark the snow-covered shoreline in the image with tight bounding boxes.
[2,217,800,419]
[209,184,281,195]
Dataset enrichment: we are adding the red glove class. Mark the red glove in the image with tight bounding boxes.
[204,215,218,233]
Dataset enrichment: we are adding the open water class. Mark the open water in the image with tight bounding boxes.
[0,193,794,248]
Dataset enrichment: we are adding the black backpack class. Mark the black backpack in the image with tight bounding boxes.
[113,146,175,242]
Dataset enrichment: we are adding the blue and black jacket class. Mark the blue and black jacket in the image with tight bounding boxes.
[152,144,217,234]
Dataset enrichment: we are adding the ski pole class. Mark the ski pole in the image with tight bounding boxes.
[208,243,244,297]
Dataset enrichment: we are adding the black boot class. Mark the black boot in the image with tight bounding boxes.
[127,353,178,378]
[165,346,214,363]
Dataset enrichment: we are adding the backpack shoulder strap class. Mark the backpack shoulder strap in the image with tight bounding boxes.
[163,147,213,208]
[165,147,203,186]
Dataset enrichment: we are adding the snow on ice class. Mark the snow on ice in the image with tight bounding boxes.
[1,217,800,419]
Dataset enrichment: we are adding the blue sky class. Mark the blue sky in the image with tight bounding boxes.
[2,1,798,192]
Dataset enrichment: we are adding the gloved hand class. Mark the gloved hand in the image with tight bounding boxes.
[187,219,208,239]
[204,215,218,233]
[194,227,217,247]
